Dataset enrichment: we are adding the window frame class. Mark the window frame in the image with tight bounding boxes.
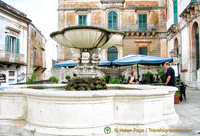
[78,15,87,26]
[107,11,118,30]
[33,47,37,66]
[138,14,147,31]
[5,35,20,53]
[138,47,148,55]
[107,46,118,61]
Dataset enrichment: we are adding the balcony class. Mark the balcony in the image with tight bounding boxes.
[33,58,46,72]
[0,50,25,65]
[100,0,125,3]
[179,0,198,17]
[122,23,157,32]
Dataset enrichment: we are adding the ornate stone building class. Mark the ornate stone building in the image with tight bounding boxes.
[166,0,200,87]
[57,0,168,62]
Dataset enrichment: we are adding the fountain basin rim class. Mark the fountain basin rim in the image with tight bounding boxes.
[50,25,126,38]
[5,84,178,98]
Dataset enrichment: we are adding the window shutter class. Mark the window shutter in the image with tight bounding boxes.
[107,11,118,30]
[5,35,8,51]
[5,35,11,52]
[107,46,118,61]
[16,38,20,53]
[139,47,148,55]
[78,15,87,26]
[173,0,178,24]
[138,14,147,31]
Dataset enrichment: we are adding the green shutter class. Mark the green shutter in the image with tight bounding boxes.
[173,0,178,24]
[107,11,118,30]
[78,15,87,26]
[5,35,11,52]
[138,14,147,31]
[16,39,19,53]
[5,35,8,51]
[108,46,118,61]
[139,47,147,55]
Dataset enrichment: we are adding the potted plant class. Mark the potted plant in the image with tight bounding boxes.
[174,91,181,104]
[181,69,188,73]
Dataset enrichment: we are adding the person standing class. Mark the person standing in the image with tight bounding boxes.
[164,62,175,86]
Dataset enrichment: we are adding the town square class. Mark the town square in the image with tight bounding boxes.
[0,0,200,135]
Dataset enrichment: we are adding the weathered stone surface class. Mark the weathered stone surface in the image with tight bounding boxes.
[0,84,179,136]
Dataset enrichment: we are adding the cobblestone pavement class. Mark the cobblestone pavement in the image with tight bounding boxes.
[168,88,200,136]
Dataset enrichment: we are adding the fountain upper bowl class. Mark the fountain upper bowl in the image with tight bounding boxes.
[50,26,125,49]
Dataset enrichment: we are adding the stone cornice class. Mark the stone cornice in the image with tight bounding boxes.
[0,0,31,23]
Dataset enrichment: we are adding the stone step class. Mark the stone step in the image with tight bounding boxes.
[187,81,198,89]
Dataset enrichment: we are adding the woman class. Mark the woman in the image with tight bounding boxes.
[129,70,139,84]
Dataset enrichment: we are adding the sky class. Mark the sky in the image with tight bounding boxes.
[2,0,58,76]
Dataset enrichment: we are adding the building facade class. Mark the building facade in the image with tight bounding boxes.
[166,0,200,87]
[57,0,168,62]
[0,1,31,84]
[27,24,46,81]
[0,0,46,84]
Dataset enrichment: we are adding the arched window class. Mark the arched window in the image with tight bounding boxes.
[174,38,179,57]
[107,46,118,61]
[107,11,118,30]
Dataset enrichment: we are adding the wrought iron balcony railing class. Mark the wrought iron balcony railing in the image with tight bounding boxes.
[0,50,25,64]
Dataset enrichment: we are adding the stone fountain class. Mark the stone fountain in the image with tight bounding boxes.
[50,26,125,77]
[0,26,179,136]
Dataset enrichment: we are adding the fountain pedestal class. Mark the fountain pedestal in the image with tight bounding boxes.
[71,48,102,77]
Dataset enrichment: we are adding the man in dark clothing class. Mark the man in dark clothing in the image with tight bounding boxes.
[164,62,175,86]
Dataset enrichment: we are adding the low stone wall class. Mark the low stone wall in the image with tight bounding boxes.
[0,84,178,136]
[51,65,164,83]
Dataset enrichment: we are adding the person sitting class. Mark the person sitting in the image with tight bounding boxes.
[154,70,160,83]
[129,70,139,84]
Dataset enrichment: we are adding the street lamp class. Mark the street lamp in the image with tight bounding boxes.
[169,49,175,58]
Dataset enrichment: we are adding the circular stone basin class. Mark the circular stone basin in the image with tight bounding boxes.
[50,26,125,49]
[0,84,179,136]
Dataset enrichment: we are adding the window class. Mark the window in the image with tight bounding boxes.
[107,46,118,61]
[174,39,179,57]
[173,0,178,24]
[195,24,199,69]
[108,11,118,30]
[5,35,19,53]
[9,71,15,77]
[138,14,147,31]
[34,48,37,66]
[138,47,148,55]
[78,15,87,26]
